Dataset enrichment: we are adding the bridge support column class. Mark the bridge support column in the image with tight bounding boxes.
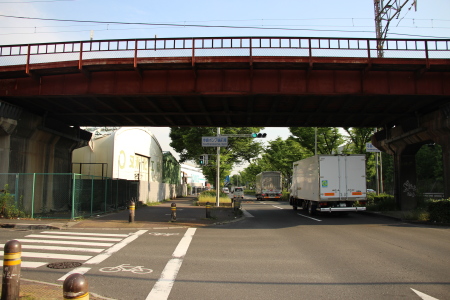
[391,145,422,211]
[439,141,450,199]
[373,106,450,210]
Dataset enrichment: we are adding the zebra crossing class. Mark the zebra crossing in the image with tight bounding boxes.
[1,230,147,280]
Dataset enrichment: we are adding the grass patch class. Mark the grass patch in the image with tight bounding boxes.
[196,195,231,206]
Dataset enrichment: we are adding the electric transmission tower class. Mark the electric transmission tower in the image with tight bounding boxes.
[373,0,418,57]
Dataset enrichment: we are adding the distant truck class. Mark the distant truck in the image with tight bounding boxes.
[255,171,283,201]
[231,187,245,199]
[289,155,367,215]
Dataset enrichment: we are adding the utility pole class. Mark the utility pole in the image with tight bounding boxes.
[216,127,220,207]
[373,0,418,58]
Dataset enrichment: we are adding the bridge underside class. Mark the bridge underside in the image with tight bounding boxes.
[1,55,450,211]
[0,56,449,128]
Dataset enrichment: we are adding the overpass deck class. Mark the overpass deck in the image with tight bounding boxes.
[0,36,449,128]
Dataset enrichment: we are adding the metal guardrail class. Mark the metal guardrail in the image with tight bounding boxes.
[0,37,449,68]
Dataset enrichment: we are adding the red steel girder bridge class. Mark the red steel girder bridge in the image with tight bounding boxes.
[0,36,449,128]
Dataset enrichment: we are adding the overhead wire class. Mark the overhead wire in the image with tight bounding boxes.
[0,14,448,39]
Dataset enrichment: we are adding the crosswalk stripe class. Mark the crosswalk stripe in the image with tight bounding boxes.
[25,234,122,242]
[40,231,129,237]
[58,267,91,281]
[16,239,114,247]
[0,251,92,261]
[1,230,135,269]
[21,262,48,268]
[0,244,104,253]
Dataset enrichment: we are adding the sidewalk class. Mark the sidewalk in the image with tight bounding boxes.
[0,197,242,230]
[0,197,241,300]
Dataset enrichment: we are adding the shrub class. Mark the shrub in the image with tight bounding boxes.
[197,190,231,206]
[281,191,290,201]
[366,193,397,211]
[0,185,27,218]
[428,199,450,224]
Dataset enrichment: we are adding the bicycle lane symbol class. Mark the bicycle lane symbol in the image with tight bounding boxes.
[100,264,153,274]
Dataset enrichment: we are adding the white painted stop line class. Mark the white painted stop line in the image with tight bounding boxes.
[146,228,197,300]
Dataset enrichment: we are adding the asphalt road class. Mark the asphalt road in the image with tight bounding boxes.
[0,197,449,300]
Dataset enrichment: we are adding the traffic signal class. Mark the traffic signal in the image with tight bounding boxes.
[251,133,267,138]
[199,154,208,165]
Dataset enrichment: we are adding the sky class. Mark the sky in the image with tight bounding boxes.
[1,0,449,172]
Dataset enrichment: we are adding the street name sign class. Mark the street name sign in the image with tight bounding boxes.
[202,136,228,147]
[366,143,381,152]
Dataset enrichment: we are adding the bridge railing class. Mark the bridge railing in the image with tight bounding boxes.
[0,37,449,67]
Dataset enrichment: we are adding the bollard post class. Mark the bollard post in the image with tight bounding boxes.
[206,201,211,218]
[63,273,89,300]
[234,199,241,212]
[171,203,176,222]
[1,240,21,300]
[129,200,135,223]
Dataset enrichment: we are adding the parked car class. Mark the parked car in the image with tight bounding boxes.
[222,187,229,194]
[367,189,376,194]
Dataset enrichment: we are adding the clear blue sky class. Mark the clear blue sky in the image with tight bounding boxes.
[1,0,448,44]
[0,0,448,169]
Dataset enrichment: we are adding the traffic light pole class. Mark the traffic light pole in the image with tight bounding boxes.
[216,127,220,207]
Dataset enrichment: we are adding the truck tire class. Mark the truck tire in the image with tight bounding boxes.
[308,201,317,216]
[301,201,307,211]
[290,198,297,210]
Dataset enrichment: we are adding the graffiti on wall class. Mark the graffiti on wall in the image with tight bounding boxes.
[403,180,417,197]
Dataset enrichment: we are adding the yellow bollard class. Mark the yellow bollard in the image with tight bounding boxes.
[171,203,176,222]
[63,273,89,300]
[129,200,135,223]
[206,201,211,218]
[1,240,21,300]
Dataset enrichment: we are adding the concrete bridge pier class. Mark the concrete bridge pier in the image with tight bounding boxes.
[372,105,450,210]
[0,101,91,175]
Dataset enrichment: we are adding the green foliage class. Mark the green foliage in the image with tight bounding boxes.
[199,190,228,198]
[244,189,255,195]
[0,185,27,219]
[169,127,264,185]
[428,199,450,223]
[240,137,307,189]
[289,127,345,155]
[366,193,397,211]
[197,190,231,205]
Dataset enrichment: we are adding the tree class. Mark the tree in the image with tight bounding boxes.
[169,127,264,186]
[342,127,375,154]
[289,127,345,155]
[239,137,307,190]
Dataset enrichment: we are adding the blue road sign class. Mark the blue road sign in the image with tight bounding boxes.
[202,136,228,147]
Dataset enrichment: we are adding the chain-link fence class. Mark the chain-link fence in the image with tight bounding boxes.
[0,173,138,219]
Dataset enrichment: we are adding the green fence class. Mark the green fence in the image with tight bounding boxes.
[0,173,138,219]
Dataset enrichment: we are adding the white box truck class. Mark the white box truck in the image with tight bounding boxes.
[255,171,283,201]
[289,155,367,215]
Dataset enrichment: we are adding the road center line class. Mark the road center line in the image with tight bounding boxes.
[297,213,322,222]
[146,228,197,300]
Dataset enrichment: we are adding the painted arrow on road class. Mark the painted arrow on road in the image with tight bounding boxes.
[411,288,439,300]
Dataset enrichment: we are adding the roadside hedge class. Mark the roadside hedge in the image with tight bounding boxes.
[428,199,450,223]
[366,194,397,211]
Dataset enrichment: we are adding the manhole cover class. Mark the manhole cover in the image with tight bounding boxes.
[47,262,82,269]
